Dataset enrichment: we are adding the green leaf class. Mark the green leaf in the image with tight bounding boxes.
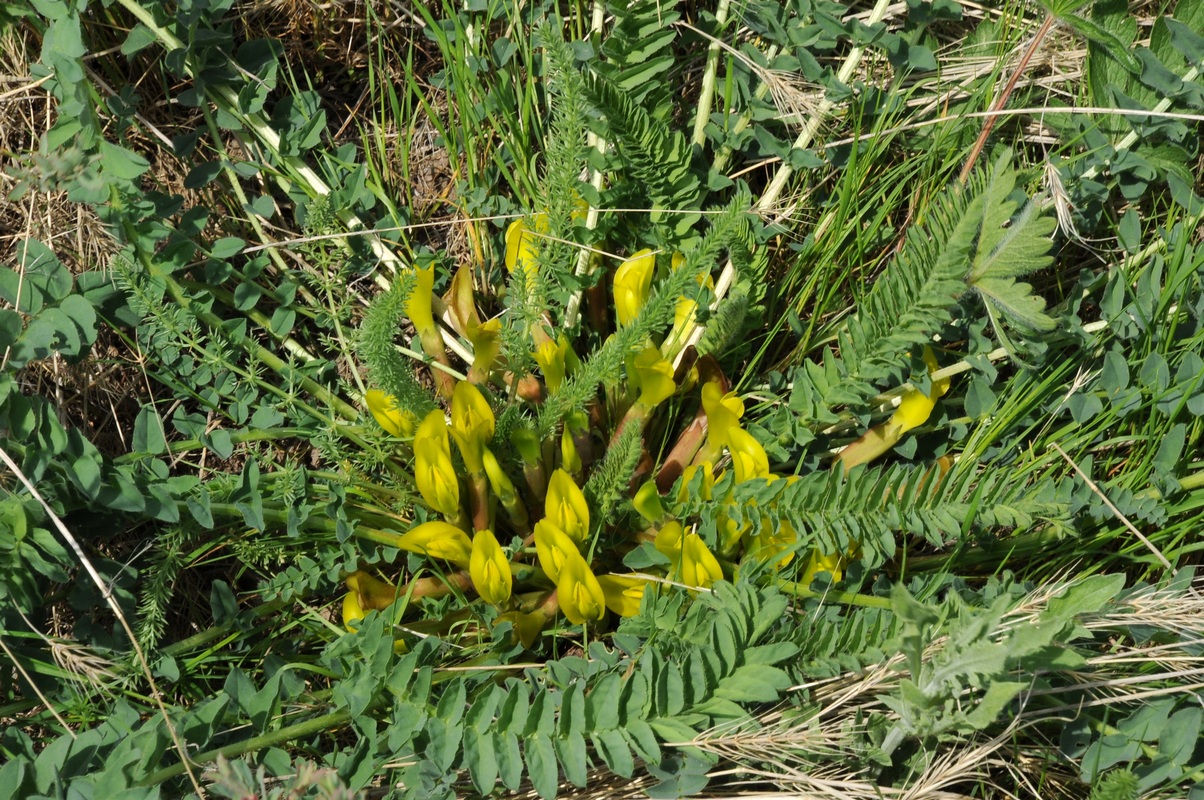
[962,681,1025,730]
[463,728,498,795]
[623,718,660,763]
[593,729,635,778]
[98,140,150,181]
[1062,12,1142,73]
[586,674,622,731]
[554,730,588,787]
[496,731,523,791]
[120,23,157,55]
[713,664,792,704]
[132,405,168,454]
[1161,707,1202,765]
[525,732,558,800]
[1046,574,1125,621]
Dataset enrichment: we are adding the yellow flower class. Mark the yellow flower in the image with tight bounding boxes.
[654,520,684,559]
[675,462,714,504]
[342,591,365,632]
[633,480,665,523]
[404,265,437,336]
[450,381,495,473]
[557,553,606,625]
[891,347,950,434]
[630,347,676,407]
[416,409,451,455]
[495,609,548,649]
[546,469,589,543]
[560,425,582,476]
[597,574,648,617]
[345,570,399,611]
[470,529,512,605]
[799,548,843,586]
[365,389,415,437]
[505,216,547,277]
[397,520,473,567]
[414,437,460,518]
[701,381,744,451]
[535,338,568,394]
[746,517,799,570]
[680,533,723,590]
[534,519,580,583]
[727,426,770,482]
[613,248,655,326]
[468,318,502,380]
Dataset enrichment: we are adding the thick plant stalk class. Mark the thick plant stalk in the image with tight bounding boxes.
[691,0,733,147]
[672,0,893,367]
[563,1,608,330]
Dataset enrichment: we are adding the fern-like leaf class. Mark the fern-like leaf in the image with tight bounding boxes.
[356,273,436,420]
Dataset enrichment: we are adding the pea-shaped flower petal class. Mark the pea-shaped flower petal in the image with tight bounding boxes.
[680,533,723,590]
[727,426,770,483]
[365,389,415,437]
[415,409,451,457]
[891,348,950,434]
[342,591,365,632]
[546,469,589,543]
[414,437,460,518]
[505,216,546,277]
[404,265,437,336]
[597,574,648,617]
[613,248,655,327]
[470,529,512,605]
[398,520,472,567]
[675,462,714,504]
[534,519,580,584]
[701,380,744,450]
[557,553,607,625]
[451,381,495,473]
[631,347,676,407]
[654,520,684,559]
[535,338,567,395]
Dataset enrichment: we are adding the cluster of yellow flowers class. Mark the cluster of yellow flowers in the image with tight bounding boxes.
[345,217,952,642]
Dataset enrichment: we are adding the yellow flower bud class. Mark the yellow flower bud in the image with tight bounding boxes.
[727,426,770,482]
[535,338,567,394]
[613,248,655,327]
[680,533,723,590]
[415,409,451,455]
[890,347,950,434]
[450,381,495,473]
[546,469,589,543]
[597,574,648,617]
[342,591,365,632]
[799,548,843,586]
[560,426,582,476]
[397,520,473,567]
[496,609,548,649]
[468,318,502,379]
[633,480,665,523]
[746,517,799,570]
[414,437,460,518]
[701,381,744,451]
[364,389,415,437]
[675,462,714,504]
[470,529,512,605]
[557,553,606,625]
[345,570,399,611]
[654,520,684,559]
[505,216,547,277]
[534,519,580,583]
[404,265,437,336]
[630,347,676,407]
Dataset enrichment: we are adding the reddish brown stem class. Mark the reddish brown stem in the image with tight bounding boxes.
[958,13,1056,184]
